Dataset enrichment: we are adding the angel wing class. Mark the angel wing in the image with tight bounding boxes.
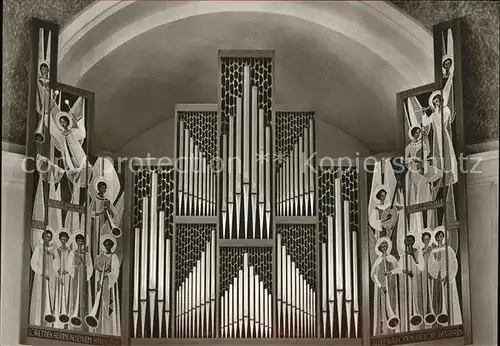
[114,193,125,227]
[442,28,455,107]
[368,228,378,267]
[368,161,382,231]
[69,97,84,123]
[47,183,63,231]
[405,96,425,130]
[384,158,397,205]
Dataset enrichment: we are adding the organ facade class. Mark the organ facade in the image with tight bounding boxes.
[20,17,471,346]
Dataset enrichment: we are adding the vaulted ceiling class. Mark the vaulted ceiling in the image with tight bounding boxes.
[70,1,433,154]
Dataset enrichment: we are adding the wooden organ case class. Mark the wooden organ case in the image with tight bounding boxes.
[20,18,471,346]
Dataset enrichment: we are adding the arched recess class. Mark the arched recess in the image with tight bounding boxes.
[58,1,433,86]
[55,1,435,154]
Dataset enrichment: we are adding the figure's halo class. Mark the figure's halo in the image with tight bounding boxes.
[375,236,392,256]
[54,228,73,247]
[433,226,449,242]
[408,127,421,141]
[38,59,50,74]
[55,112,74,131]
[417,228,437,248]
[72,230,89,248]
[428,91,442,110]
[100,234,117,253]
[441,54,454,67]
[89,176,112,201]
[372,185,390,204]
[37,226,55,245]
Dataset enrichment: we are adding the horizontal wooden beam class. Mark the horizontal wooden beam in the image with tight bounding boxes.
[275,216,318,224]
[131,338,362,345]
[218,239,273,247]
[175,103,218,112]
[175,216,218,224]
[219,49,275,58]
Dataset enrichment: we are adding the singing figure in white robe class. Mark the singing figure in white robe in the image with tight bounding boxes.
[428,228,462,326]
[371,238,401,335]
[419,230,438,325]
[369,187,391,239]
[399,234,425,330]
[54,230,72,326]
[68,232,93,329]
[90,179,118,257]
[88,236,121,335]
[30,229,60,326]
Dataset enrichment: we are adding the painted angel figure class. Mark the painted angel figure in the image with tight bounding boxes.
[422,76,458,186]
[418,229,438,325]
[54,109,87,171]
[53,230,73,327]
[29,228,60,326]
[399,233,425,330]
[34,27,52,143]
[442,55,454,80]
[67,232,93,329]
[89,158,123,258]
[89,177,121,259]
[404,98,443,230]
[369,185,402,240]
[428,228,462,326]
[370,237,401,335]
[86,235,121,335]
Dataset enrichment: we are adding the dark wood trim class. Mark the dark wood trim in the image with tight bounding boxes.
[121,164,134,345]
[370,325,464,346]
[26,325,121,345]
[218,239,274,247]
[274,216,318,224]
[270,54,277,337]
[214,53,223,339]
[175,103,218,112]
[174,216,218,224]
[218,49,275,58]
[433,18,472,345]
[359,168,370,346]
[274,106,315,113]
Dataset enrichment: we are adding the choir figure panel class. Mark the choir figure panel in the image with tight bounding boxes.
[131,166,175,338]
[275,111,316,217]
[219,247,273,338]
[28,87,91,330]
[318,166,360,339]
[367,158,463,343]
[276,224,317,338]
[175,224,217,338]
[176,111,217,217]
[219,55,274,240]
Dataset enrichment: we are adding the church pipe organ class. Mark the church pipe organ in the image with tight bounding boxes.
[20,18,471,346]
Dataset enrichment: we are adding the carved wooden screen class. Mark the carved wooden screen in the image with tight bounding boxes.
[365,18,471,346]
[22,18,129,345]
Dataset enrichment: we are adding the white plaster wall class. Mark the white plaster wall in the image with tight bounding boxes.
[466,150,499,346]
[116,117,371,160]
[1,152,26,345]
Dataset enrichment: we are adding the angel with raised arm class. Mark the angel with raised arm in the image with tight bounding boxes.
[422,30,458,187]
